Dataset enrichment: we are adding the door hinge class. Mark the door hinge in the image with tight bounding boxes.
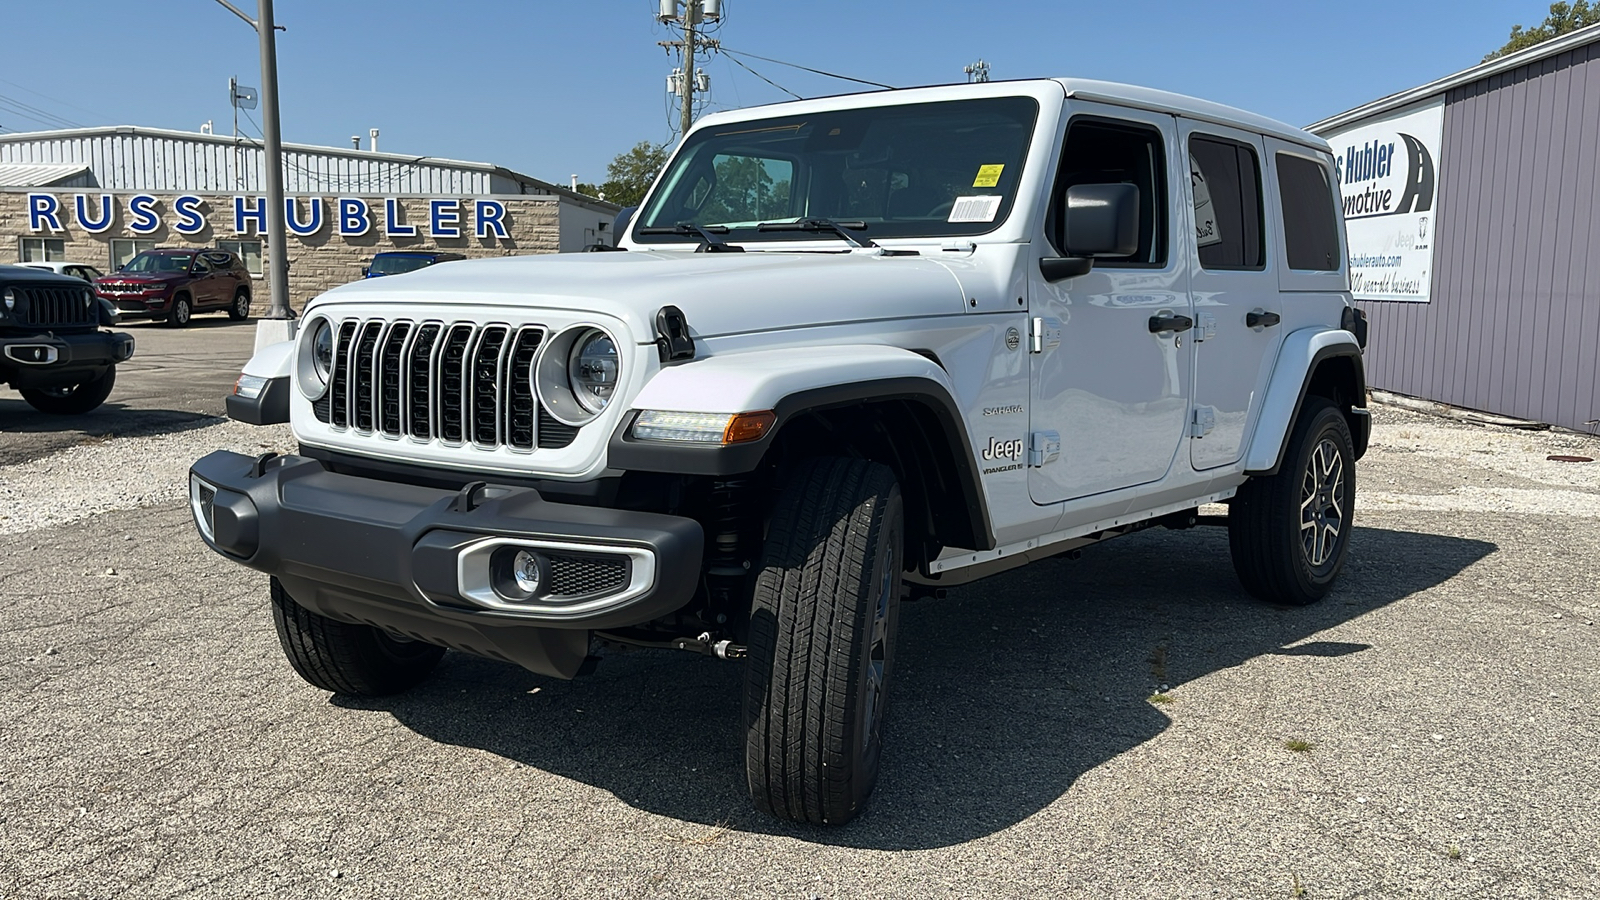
[1190,406,1216,438]
[1029,430,1061,467]
[1030,316,1062,353]
[1194,312,1217,342]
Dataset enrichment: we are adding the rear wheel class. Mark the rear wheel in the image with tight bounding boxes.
[743,457,903,826]
[227,288,250,321]
[1229,398,1355,605]
[20,367,116,415]
[270,577,444,696]
[166,294,192,328]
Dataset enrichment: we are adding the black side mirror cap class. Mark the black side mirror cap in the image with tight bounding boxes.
[1064,183,1140,257]
[1039,256,1093,282]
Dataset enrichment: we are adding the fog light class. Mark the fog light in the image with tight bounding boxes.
[491,547,549,603]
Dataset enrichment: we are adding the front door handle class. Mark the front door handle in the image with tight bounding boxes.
[1148,313,1194,334]
[1246,309,1281,329]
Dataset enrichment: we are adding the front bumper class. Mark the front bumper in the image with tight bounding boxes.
[0,330,134,388]
[189,450,704,678]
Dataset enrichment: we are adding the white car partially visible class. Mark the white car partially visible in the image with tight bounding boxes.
[18,261,104,282]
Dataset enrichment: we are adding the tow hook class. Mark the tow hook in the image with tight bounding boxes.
[672,632,747,660]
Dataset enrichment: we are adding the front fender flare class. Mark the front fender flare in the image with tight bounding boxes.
[225,339,294,425]
[609,344,994,549]
[1242,328,1367,476]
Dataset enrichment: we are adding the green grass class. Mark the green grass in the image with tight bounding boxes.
[1283,738,1314,753]
[1147,692,1175,705]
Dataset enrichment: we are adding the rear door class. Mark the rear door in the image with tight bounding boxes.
[187,253,218,306]
[1181,120,1285,470]
[1027,105,1193,504]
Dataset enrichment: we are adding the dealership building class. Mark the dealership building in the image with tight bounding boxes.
[1309,23,1600,433]
[0,126,618,308]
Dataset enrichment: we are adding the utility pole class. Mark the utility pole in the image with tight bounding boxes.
[658,0,720,136]
[214,0,293,338]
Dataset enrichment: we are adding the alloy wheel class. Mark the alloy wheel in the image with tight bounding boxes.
[1299,438,1346,569]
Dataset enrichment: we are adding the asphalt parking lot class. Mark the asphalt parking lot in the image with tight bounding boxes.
[2,333,1598,898]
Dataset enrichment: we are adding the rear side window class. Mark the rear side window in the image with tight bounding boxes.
[1276,154,1341,271]
[1189,136,1263,269]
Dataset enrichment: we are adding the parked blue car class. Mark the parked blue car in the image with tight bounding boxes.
[362,251,467,278]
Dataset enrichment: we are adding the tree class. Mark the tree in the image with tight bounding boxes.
[573,141,671,208]
[1485,1,1600,60]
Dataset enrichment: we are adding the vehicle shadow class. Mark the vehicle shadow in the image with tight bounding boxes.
[337,523,1495,850]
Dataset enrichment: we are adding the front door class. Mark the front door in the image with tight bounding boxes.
[1029,105,1193,505]
[1181,120,1286,470]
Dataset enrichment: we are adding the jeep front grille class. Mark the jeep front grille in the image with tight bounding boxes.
[312,319,578,450]
[13,285,97,328]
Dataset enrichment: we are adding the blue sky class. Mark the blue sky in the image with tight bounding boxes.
[1,1,1543,186]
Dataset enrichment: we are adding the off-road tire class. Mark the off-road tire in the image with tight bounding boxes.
[270,577,444,696]
[1229,398,1355,605]
[228,288,251,321]
[20,366,116,415]
[167,294,192,328]
[743,456,904,826]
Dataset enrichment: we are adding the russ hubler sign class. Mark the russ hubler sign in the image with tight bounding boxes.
[1325,97,1444,303]
[22,193,512,240]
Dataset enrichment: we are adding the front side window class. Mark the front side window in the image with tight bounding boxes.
[1190,135,1264,270]
[111,239,157,271]
[19,237,65,262]
[1049,119,1168,266]
[1277,153,1341,271]
[635,96,1040,243]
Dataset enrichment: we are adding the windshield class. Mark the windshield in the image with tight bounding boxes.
[121,253,192,274]
[368,255,433,276]
[634,96,1039,244]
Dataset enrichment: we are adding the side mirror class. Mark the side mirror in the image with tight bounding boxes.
[612,206,637,242]
[1039,183,1141,283]
[1064,183,1140,257]
[361,266,370,277]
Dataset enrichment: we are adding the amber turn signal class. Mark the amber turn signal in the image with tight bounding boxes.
[724,410,776,444]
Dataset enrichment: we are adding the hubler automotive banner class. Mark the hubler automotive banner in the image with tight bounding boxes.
[1326,97,1444,303]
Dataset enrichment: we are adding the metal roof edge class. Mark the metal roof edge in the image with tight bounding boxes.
[1306,21,1600,133]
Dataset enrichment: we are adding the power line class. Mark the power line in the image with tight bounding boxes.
[720,52,801,99]
[0,93,81,130]
[717,47,894,90]
[0,77,105,121]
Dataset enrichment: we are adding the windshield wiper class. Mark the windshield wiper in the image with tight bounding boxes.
[756,217,878,249]
[635,222,742,253]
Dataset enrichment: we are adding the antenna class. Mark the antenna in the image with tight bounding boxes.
[963,59,991,83]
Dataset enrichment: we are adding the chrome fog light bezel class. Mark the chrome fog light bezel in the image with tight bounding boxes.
[189,474,217,542]
[455,537,654,617]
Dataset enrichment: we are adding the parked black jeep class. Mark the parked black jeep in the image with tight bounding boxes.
[1,265,134,414]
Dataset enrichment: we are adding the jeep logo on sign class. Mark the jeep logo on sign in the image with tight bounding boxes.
[981,437,1024,461]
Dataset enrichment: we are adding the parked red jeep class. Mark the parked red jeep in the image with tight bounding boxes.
[93,249,252,327]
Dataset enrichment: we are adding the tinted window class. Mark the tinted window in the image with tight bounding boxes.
[368,255,432,276]
[122,252,192,273]
[191,255,212,274]
[1051,119,1167,266]
[1190,136,1263,269]
[1276,154,1341,271]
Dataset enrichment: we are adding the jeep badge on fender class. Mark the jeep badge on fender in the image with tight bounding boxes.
[192,77,1369,828]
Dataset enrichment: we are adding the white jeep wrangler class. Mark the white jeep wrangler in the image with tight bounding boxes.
[192,78,1369,826]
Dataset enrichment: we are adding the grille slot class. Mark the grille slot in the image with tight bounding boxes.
[546,553,630,599]
[316,317,573,452]
[16,285,96,328]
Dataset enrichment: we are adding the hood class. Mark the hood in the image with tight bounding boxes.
[310,250,969,342]
[97,273,181,284]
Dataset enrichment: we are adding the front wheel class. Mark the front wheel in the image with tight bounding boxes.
[166,294,192,328]
[1229,398,1356,605]
[270,577,444,696]
[20,367,116,415]
[743,457,903,826]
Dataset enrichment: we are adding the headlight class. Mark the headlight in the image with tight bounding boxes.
[312,321,333,381]
[567,329,618,414]
[535,325,622,426]
[631,410,776,444]
[2,288,14,311]
[295,317,334,400]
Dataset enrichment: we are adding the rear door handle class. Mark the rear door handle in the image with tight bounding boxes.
[1246,310,1281,329]
[1148,313,1194,334]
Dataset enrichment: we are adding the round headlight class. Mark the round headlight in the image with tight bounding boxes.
[567,329,618,414]
[312,320,333,381]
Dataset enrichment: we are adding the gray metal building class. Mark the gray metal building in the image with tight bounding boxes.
[1309,23,1600,433]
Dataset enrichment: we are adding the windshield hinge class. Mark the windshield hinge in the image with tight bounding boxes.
[940,240,976,254]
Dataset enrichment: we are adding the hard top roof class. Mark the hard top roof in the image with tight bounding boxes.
[689,78,1328,152]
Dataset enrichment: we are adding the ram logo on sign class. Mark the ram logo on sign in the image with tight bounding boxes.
[1324,97,1444,303]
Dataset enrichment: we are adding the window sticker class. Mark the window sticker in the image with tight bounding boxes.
[1190,153,1222,248]
[973,164,1005,188]
[948,195,1004,223]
